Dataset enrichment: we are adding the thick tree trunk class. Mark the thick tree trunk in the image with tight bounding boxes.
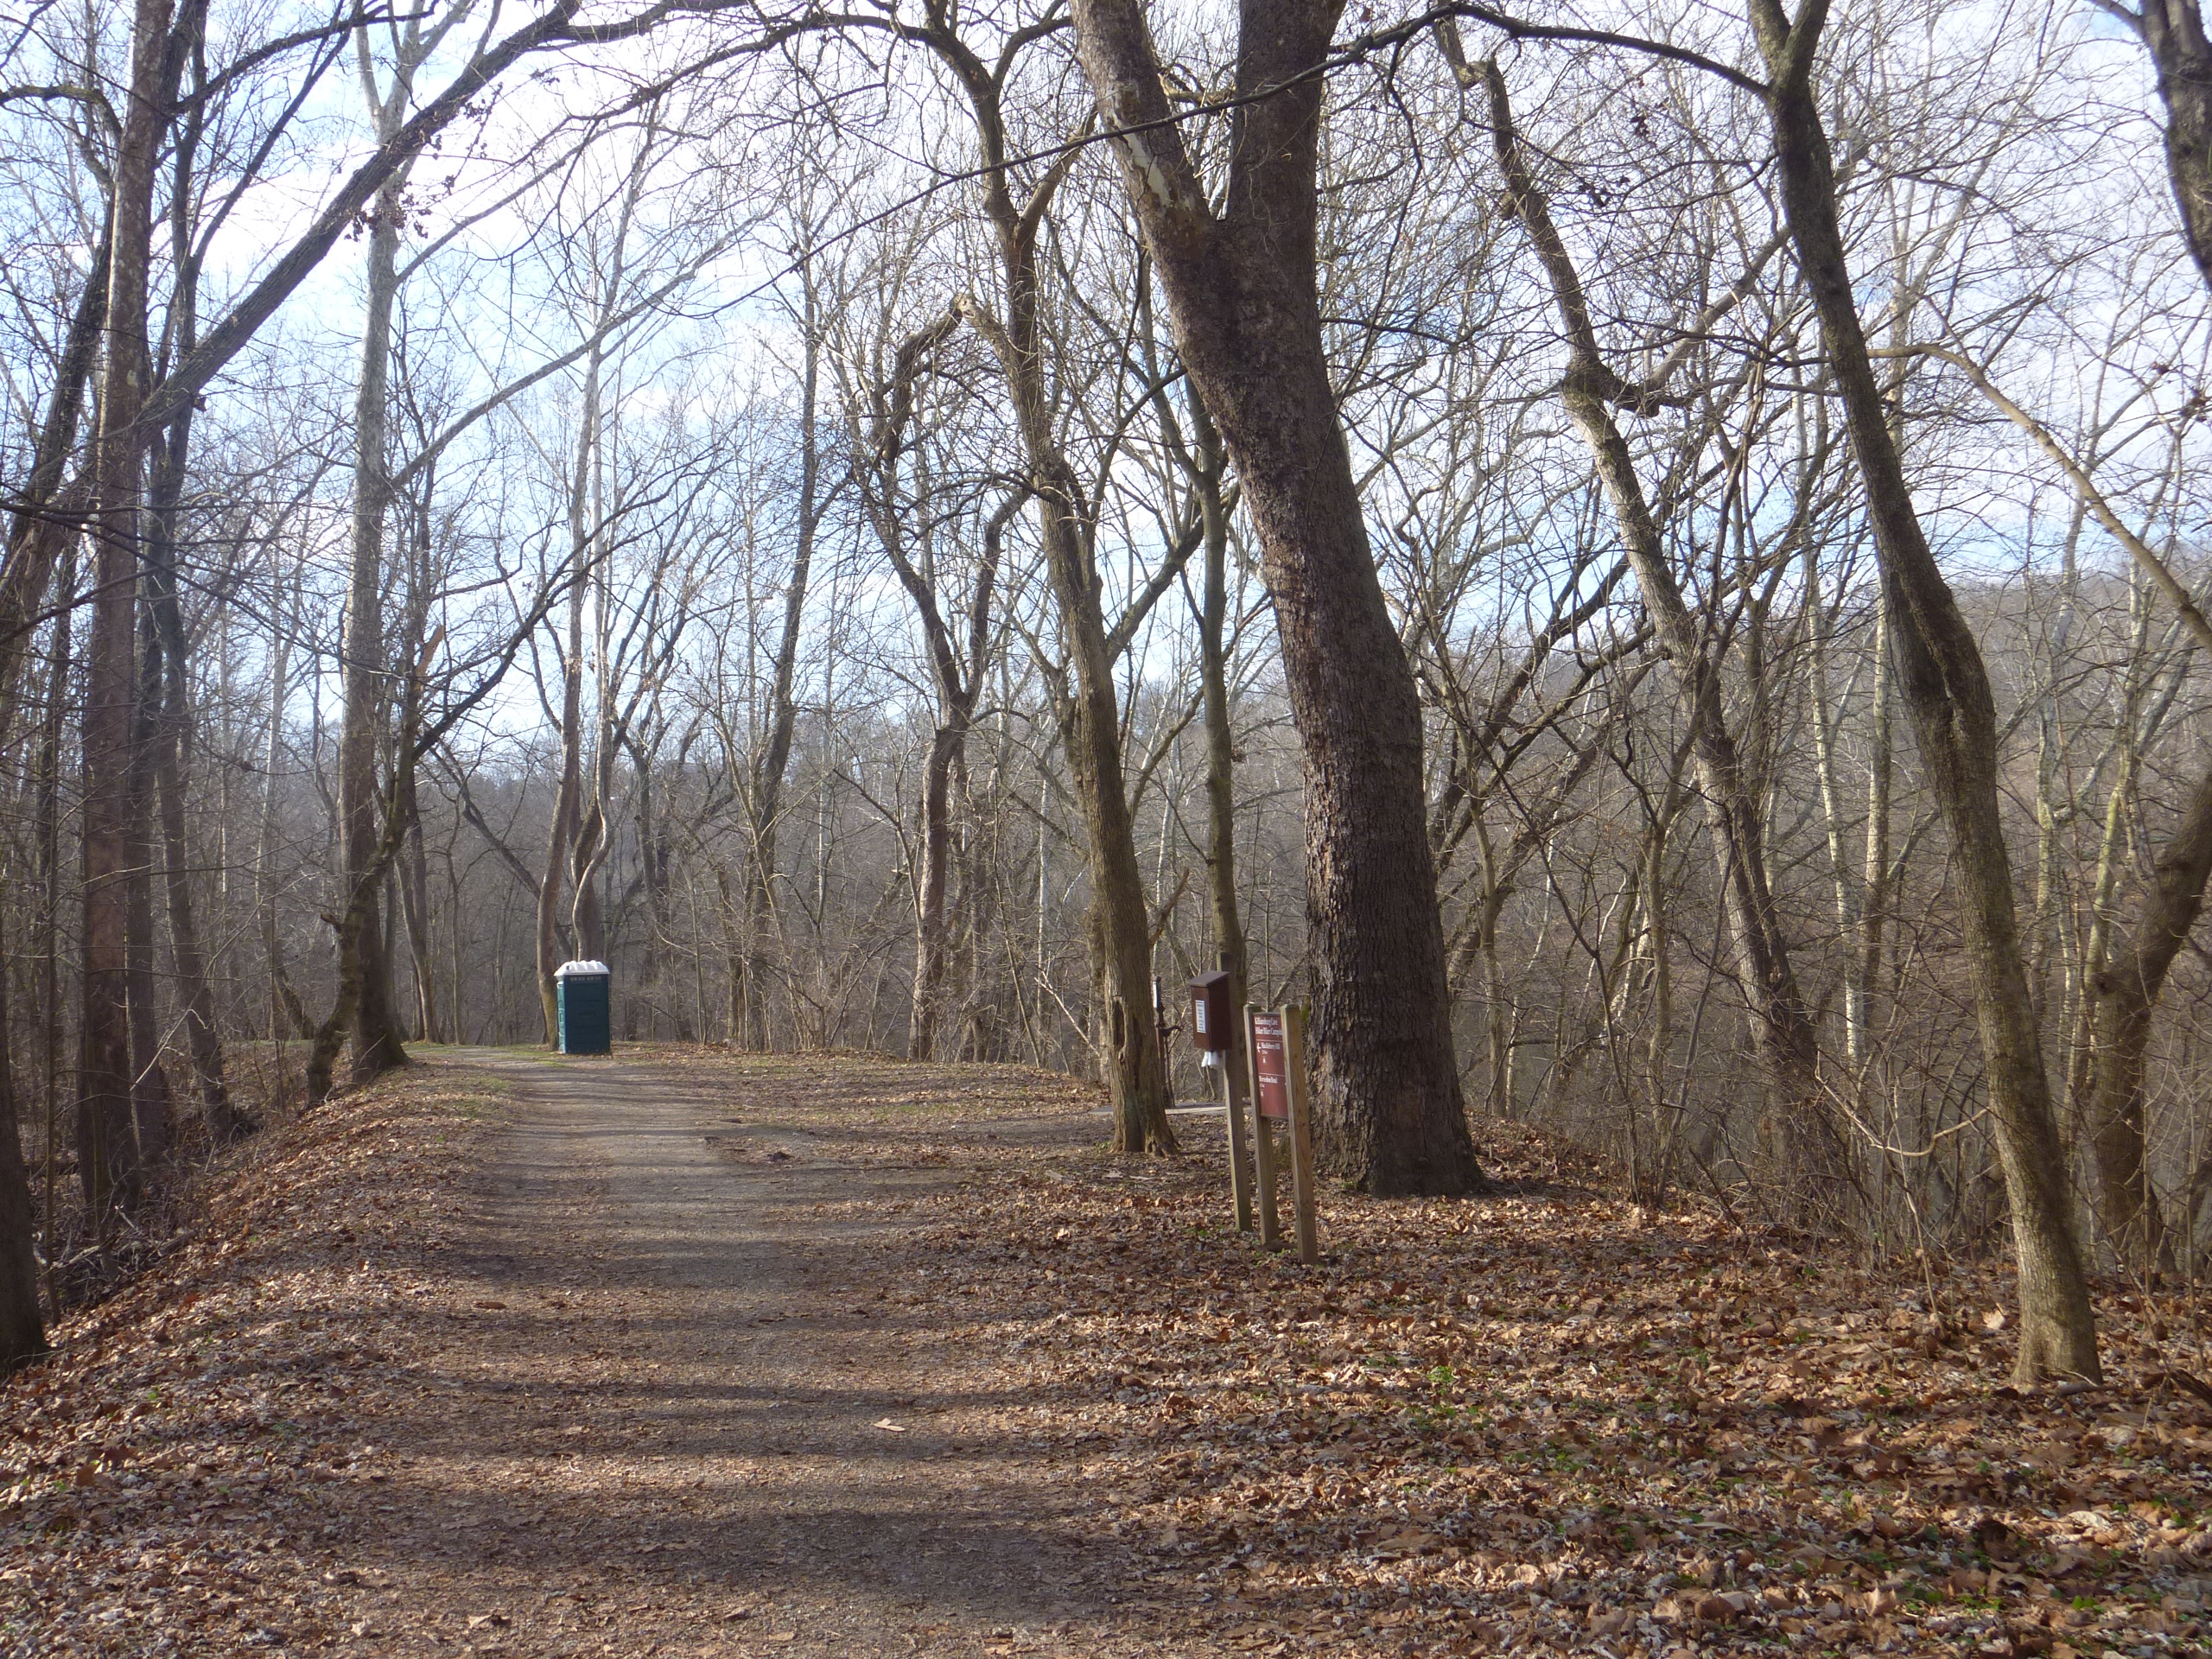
[569,543,613,970]
[1749,0,2096,1380]
[1039,492,1175,1155]
[401,817,447,1043]
[1071,0,1478,1192]
[912,77,1171,1151]
[570,770,608,963]
[531,664,575,1039]
[77,0,176,1228]
[307,788,420,1106]
[537,579,587,1041]
[308,647,447,1106]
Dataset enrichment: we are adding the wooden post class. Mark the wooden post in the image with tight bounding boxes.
[1218,1051,1255,1233]
[1244,1004,1281,1249]
[1282,1003,1319,1264]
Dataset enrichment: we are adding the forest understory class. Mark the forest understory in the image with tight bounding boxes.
[0,1048,2207,1657]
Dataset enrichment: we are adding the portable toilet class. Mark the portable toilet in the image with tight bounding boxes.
[556,960,612,1054]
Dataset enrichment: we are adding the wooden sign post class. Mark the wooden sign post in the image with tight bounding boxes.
[1281,1004,1319,1264]
[1216,1050,1255,1236]
[1247,1004,1319,1264]
[1245,1007,1285,1251]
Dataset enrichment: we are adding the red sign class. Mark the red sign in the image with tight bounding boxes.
[1251,1011,1289,1120]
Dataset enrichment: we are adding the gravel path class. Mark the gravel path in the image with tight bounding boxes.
[362,1046,1157,1659]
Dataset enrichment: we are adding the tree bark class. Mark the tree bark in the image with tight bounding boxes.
[537,365,596,1040]
[855,303,1014,1063]
[401,813,448,1044]
[0,895,47,1369]
[125,600,177,1169]
[0,226,109,739]
[145,168,250,1142]
[740,278,823,1050]
[338,111,411,1083]
[1747,0,2096,1380]
[151,541,246,1138]
[1478,55,1841,1195]
[2117,1,2212,289]
[910,9,1173,1151]
[1192,397,1251,1051]
[77,0,177,1227]
[2077,757,2212,1272]
[1071,0,1479,1192]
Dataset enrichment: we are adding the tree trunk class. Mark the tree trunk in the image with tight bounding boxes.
[339,152,410,1084]
[0,895,47,1369]
[77,0,176,1228]
[125,601,176,1168]
[912,721,963,1058]
[537,334,604,1040]
[2127,2,2212,290]
[146,394,250,1141]
[569,493,614,969]
[1193,397,1251,1052]
[2050,0,2212,1274]
[2078,756,2212,1272]
[1479,55,1840,1193]
[912,15,1174,1154]
[401,816,448,1043]
[1748,0,2096,1380]
[257,547,315,1055]
[740,275,822,1050]
[307,779,421,1106]
[858,312,1012,1068]
[0,224,108,738]
[1071,0,1478,1192]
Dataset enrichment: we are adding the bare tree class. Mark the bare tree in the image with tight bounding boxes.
[1071,0,1482,1192]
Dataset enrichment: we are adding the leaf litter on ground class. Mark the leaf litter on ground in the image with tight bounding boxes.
[5,1045,2211,1658]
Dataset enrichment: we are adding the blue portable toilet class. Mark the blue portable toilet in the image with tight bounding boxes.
[556,960,612,1054]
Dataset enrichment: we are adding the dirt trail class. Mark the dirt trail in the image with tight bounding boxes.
[348,1046,1167,1659]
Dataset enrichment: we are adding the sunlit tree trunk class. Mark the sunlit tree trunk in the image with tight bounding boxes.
[1749,0,2096,1380]
[339,105,413,1082]
[1481,54,1839,1192]
[912,12,1174,1151]
[1072,0,1478,1191]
